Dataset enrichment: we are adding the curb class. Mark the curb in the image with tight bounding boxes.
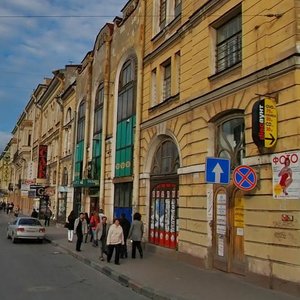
[45,237,183,300]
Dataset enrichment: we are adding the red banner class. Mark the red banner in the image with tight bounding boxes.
[37,145,48,179]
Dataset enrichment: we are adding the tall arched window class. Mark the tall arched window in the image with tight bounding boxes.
[74,100,85,181]
[91,84,104,180]
[62,167,68,186]
[114,56,137,220]
[215,113,245,169]
[77,101,85,143]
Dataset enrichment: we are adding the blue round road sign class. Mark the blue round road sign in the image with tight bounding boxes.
[233,165,257,191]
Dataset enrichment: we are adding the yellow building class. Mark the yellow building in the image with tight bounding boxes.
[0,0,299,293]
[138,0,300,292]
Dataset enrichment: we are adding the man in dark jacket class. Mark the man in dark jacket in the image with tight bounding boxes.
[119,213,130,258]
[31,208,38,218]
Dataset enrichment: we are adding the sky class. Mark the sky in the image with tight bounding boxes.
[0,0,128,152]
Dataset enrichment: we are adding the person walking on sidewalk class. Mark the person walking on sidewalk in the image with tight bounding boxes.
[119,213,130,258]
[90,212,100,246]
[74,213,85,252]
[44,207,52,227]
[67,210,76,242]
[97,216,110,261]
[128,212,144,259]
[106,218,124,265]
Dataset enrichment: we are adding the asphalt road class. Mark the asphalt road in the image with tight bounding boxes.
[0,213,147,300]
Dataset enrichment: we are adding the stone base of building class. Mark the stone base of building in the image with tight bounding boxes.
[145,243,300,298]
[245,271,300,298]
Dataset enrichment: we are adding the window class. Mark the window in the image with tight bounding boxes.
[153,0,181,35]
[215,115,245,169]
[66,108,72,124]
[62,167,68,186]
[94,84,104,134]
[53,170,57,184]
[27,134,31,147]
[174,0,182,18]
[114,182,133,208]
[162,59,171,100]
[117,59,136,122]
[77,101,85,142]
[216,13,242,72]
[151,68,157,106]
[159,0,167,29]
[151,139,179,175]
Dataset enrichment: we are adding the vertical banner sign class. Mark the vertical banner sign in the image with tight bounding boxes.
[252,98,277,148]
[272,151,300,199]
[37,145,48,179]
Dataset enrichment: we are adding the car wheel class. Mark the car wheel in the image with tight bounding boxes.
[12,233,18,244]
[38,239,43,244]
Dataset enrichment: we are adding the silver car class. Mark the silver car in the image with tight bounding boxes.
[7,217,46,243]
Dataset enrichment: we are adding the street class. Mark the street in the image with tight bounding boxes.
[0,213,147,300]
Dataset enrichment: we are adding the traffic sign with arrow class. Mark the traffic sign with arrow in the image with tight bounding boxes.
[205,157,230,184]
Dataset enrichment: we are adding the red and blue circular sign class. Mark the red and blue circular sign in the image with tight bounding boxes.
[233,165,257,191]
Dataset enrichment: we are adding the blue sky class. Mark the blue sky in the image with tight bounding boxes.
[0,0,127,152]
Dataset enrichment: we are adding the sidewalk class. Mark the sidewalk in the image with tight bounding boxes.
[43,224,299,300]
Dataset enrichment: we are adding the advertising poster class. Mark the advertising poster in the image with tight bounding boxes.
[272,151,300,199]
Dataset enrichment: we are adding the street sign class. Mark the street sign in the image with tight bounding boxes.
[233,165,257,191]
[205,157,230,184]
[252,98,277,148]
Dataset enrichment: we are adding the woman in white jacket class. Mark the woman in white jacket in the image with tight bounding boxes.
[106,218,124,265]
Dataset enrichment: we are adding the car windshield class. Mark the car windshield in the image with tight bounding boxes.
[18,218,42,226]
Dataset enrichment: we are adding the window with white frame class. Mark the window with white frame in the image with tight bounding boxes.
[162,59,172,100]
[151,68,157,106]
[153,0,182,36]
[215,11,242,73]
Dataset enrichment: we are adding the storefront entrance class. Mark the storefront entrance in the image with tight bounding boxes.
[149,182,178,249]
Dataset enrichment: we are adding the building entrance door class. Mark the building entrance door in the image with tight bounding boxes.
[213,186,245,274]
[149,182,178,249]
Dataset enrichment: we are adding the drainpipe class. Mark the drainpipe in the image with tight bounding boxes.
[83,55,93,212]
[100,34,112,211]
[132,0,146,211]
[53,74,65,220]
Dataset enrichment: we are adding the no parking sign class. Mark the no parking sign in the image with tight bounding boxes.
[233,165,257,191]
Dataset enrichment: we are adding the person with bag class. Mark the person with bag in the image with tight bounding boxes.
[74,212,85,252]
[128,212,144,259]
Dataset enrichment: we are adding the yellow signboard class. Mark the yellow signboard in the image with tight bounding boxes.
[264,98,277,148]
[252,97,278,149]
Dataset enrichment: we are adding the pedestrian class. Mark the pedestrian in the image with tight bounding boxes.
[31,208,38,218]
[89,212,100,246]
[84,212,90,243]
[128,212,144,259]
[96,216,109,261]
[2,201,6,212]
[44,207,52,226]
[74,212,85,252]
[14,205,20,217]
[67,210,76,242]
[119,213,130,258]
[106,218,124,265]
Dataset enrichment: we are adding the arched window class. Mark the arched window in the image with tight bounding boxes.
[77,101,85,143]
[62,167,68,186]
[117,58,136,122]
[215,114,245,169]
[151,139,179,175]
[66,107,72,124]
[94,83,104,134]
